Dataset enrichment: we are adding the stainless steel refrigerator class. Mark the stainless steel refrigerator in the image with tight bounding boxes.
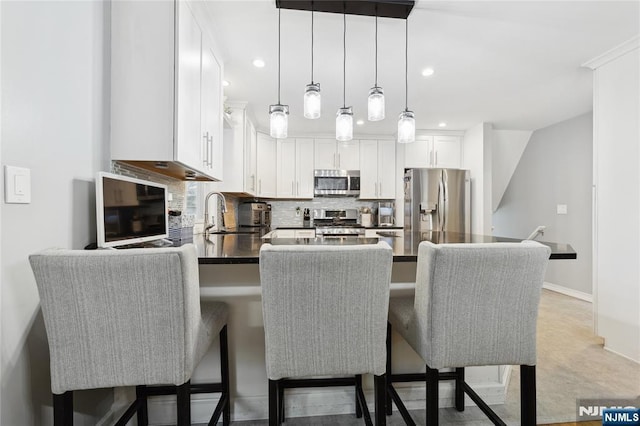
[404,168,471,233]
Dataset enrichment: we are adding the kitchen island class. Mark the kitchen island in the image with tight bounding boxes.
[160,233,576,424]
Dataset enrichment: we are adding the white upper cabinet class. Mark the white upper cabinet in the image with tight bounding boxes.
[110,1,223,181]
[211,104,256,195]
[277,139,314,199]
[404,135,462,169]
[314,140,359,170]
[245,119,258,195]
[256,132,277,198]
[359,140,396,199]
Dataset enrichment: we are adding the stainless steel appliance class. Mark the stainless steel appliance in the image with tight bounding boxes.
[314,170,360,197]
[313,208,365,237]
[404,168,470,233]
[238,201,271,231]
[376,201,395,227]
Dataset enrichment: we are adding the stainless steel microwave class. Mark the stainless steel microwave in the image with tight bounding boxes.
[314,170,360,197]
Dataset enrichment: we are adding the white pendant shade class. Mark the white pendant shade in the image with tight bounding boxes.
[368,86,385,121]
[397,110,415,143]
[269,104,289,139]
[304,83,321,119]
[336,107,353,141]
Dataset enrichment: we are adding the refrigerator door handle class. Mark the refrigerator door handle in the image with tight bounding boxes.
[438,180,445,232]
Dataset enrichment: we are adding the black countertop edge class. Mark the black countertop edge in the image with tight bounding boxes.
[198,257,259,265]
[275,226,404,230]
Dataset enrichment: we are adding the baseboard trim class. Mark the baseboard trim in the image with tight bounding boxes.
[543,282,592,303]
[603,345,640,364]
[143,380,507,424]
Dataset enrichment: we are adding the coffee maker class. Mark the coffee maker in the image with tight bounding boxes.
[376,201,395,227]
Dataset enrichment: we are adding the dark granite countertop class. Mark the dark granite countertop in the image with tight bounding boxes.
[191,231,576,264]
[275,225,403,230]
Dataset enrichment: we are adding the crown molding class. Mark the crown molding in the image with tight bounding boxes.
[582,35,640,70]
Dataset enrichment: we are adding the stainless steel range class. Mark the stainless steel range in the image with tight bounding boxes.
[313,208,365,237]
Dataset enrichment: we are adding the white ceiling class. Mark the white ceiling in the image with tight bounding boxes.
[204,0,639,136]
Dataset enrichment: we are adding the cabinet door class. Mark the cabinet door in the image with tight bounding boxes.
[433,136,462,168]
[245,119,257,194]
[175,2,202,172]
[359,140,378,199]
[277,139,297,198]
[337,141,360,170]
[377,140,396,199]
[296,138,315,198]
[201,37,223,180]
[404,136,432,168]
[314,139,337,169]
[256,133,277,198]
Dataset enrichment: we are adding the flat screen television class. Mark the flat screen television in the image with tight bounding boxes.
[96,172,169,248]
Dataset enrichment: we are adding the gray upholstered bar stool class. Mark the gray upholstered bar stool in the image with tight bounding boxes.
[29,244,230,426]
[386,241,551,426]
[259,242,393,426]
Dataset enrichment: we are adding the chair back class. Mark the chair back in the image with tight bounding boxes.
[259,242,393,380]
[414,241,551,369]
[29,244,202,394]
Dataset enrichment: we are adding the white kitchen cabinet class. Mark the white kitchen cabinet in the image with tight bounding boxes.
[314,140,359,170]
[212,103,256,195]
[110,1,223,181]
[245,119,258,194]
[360,140,396,199]
[256,132,277,198]
[277,138,314,198]
[404,135,462,169]
[295,229,316,238]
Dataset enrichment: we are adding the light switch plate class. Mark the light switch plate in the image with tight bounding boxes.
[4,165,31,204]
[557,204,568,215]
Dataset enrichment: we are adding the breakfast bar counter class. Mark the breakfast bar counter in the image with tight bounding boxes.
[192,230,577,264]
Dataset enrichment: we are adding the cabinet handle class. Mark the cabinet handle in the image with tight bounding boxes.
[435,151,438,165]
[297,181,299,196]
[337,153,341,168]
[292,181,295,195]
[333,153,336,168]
[203,133,209,167]
[209,135,214,168]
[259,179,262,194]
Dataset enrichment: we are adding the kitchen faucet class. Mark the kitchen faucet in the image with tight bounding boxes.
[204,191,228,237]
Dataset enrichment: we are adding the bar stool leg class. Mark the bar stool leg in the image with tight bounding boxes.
[176,381,191,426]
[53,391,73,426]
[374,374,387,426]
[268,379,280,426]
[520,365,536,426]
[385,322,392,416]
[220,325,231,426]
[426,366,439,426]
[355,374,363,418]
[136,385,148,426]
[455,367,465,411]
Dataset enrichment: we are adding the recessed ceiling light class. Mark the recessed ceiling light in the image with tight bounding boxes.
[253,59,265,68]
[438,122,447,127]
[356,119,365,126]
[422,68,435,77]
[222,80,230,87]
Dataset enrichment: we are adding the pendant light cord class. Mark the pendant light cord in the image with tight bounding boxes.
[375,14,378,87]
[311,6,314,83]
[343,11,346,108]
[278,8,281,104]
[405,16,408,111]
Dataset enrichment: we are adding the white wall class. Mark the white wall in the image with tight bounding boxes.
[492,113,593,296]
[1,1,111,424]
[491,130,532,212]
[463,123,492,234]
[586,38,640,362]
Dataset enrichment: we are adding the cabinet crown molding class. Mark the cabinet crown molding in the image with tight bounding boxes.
[582,35,640,70]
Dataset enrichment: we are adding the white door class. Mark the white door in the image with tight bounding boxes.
[359,140,378,199]
[314,139,337,169]
[256,133,277,197]
[296,138,315,198]
[175,2,202,171]
[277,139,297,198]
[433,136,462,168]
[337,141,360,170]
[377,140,396,199]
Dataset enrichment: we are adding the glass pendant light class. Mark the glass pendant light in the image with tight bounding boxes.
[304,7,321,119]
[336,12,353,142]
[397,16,415,143]
[270,8,289,138]
[368,14,385,121]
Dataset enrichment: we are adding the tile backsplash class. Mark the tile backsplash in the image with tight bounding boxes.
[268,198,378,228]
[111,161,185,211]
